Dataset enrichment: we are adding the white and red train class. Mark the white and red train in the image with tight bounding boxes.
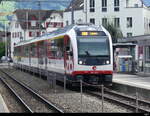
[13,24,113,85]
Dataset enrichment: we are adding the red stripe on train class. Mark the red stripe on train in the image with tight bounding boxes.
[72,70,113,76]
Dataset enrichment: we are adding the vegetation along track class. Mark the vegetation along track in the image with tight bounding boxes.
[0,69,64,113]
[86,86,150,113]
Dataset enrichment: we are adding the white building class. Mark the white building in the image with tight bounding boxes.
[43,11,63,32]
[9,10,63,58]
[63,0,150,37]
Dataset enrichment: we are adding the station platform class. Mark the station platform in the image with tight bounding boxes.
[0,94,9,113]
[113,73,150,101]
[113,73,150,90]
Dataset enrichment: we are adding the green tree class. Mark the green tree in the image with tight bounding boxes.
[0,42,5,58]
[103,22,123,43]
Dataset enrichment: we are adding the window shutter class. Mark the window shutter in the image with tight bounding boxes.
[29,31,32,37]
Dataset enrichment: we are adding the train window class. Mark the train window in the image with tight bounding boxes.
[14,47,20,56]
[24,45,29,57]
[48,38,64,59]
[21,46,24,57]
[38,41,44,57]
[31,43,37,57]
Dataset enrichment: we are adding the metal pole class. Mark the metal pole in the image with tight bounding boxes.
[38,1,41,35]
[80,79,83,112]
[71,0,74,24]
[101,84,104,112]
[4,21,7,57]
[40,66,41,78]
[136,88,139,113]
[85,0,87,23]
[64,75,66,94]
[64,75,66,103]
[53,73,56,93]
[26,11,28,32]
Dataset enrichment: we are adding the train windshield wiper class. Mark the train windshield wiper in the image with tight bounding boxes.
[85,51,91,56]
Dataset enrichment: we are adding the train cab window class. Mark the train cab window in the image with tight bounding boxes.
[77,35,110,65]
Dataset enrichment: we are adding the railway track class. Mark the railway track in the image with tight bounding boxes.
[0,69,64,113]
[2,67,150,113]
[85,86,150,113]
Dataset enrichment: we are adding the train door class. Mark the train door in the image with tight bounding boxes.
[64,35,74,75]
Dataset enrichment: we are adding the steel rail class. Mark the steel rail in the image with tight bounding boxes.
[0,69,64,113]
[86,90,150,113]
[104,88,150,109]
[0,76,33,113]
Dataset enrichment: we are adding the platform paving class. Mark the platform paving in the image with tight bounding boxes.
[113,73,150,90]
[0,94,9,113]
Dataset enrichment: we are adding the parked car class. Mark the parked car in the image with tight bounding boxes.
[1,56,13,63]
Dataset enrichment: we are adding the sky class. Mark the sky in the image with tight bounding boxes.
[143,0,150,6]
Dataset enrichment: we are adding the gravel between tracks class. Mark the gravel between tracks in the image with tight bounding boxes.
[1,68,132,113]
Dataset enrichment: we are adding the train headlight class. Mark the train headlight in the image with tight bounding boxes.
[79,61,83,65]
[106,60,110,64]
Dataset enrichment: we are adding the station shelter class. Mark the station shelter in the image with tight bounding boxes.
[113,42,137,73]
[116,35,150,76]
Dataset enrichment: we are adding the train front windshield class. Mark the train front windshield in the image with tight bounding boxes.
[77,36,110,65]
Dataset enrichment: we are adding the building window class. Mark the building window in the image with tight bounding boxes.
[90,18,95,24]
[102,18,107,27]
[134,4,138,7]
[15,22,19,28]
[126,0,129,7]
[66,20,69,26]
[114,0,119,11]
[114,18,120,28]
[31,21,36,27]
[29,31,36,37]
[37,32,40,37]
[127,17,132,28]
[29,31,32,37]
[102,0,107,12]
[127,33,132,37]
[90,0,95,12]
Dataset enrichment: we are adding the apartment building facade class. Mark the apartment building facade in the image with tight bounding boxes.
[63,0,150,37]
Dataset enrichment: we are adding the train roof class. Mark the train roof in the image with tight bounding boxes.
[15,23,104,47]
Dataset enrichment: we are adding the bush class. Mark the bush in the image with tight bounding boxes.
[0,42,5,58]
